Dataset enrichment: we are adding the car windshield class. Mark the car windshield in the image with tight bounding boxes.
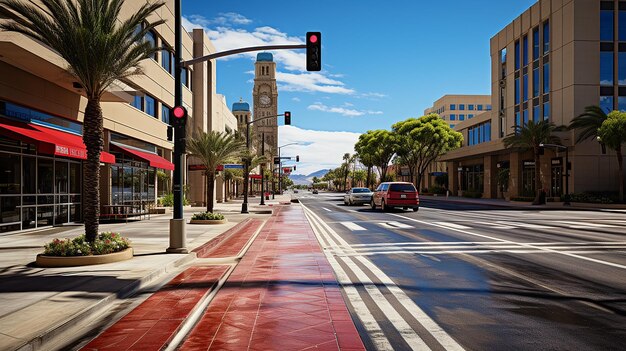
[389,184,416,192]
[352,188,371,193]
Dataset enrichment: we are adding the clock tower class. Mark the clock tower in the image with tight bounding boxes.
[253,52,278,154]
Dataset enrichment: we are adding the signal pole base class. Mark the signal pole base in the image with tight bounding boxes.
[241,203,249,214]
[167,219,188,254]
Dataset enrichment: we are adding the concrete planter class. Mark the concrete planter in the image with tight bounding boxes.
[36,248,133,268]
[189,219,228,225]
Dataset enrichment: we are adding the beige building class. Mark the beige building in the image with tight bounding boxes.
[0,1,238,233]
[424,95,492,129]
[441,0,626,200]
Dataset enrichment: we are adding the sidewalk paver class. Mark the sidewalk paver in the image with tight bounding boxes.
[180,205,365,351]
[194,218,264,259]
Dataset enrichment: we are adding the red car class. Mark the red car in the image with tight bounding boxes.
[371,182,419,212]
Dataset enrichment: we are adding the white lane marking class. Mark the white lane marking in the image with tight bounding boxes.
[338,256,430,350]
[304,212,393,350]
[378,223,395,229]
[499,221,553,229]
[322,207,332,212]
[303,205,465,351]
[434,222,471,230]
[332,250,626,257]
[341,222,367,231]
[556,221,617,228]
[350,241,626,247]
[475,221,516,229]
[392,213,626,270]
[386,221,413,229]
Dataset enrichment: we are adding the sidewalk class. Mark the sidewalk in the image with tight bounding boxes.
[0,195,291,351]
[421,194,626,211]
[79,203,364,351]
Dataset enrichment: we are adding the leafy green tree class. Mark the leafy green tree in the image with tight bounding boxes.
[355,130,396,186]
[393,114,463,189]
[598,111,626,202]
[187,131,245,213]
[351,169,367,187]
[0,0,165,241]
[504,120,563,205]
[569,105,608,154]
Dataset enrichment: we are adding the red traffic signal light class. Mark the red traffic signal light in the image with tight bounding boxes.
[296,155,299,162]
[171,106,187,127]
[306,32,321,71]
[284,111,291,125]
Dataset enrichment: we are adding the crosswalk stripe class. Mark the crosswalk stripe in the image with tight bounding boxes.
[387,221,413,229]
[434,222,471,230]
[341,221,367,231]
[556,221,617,228]
[499,221,553,229]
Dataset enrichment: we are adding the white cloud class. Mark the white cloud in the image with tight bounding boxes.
[292,97,301,102]
[183,15,354,95]
[187,13,252,27]
[278,126,361,175]
[360,92,388,99]
[307,102,383,117]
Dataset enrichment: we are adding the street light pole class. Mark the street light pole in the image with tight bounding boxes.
[260,133,265,206]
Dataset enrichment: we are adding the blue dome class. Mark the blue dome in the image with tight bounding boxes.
[256,52,273,62]
[232,101,250,112]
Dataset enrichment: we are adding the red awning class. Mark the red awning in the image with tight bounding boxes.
[29,123,116,163]
[114,144,174,170]
[0,120,115,163]
[249,174,262,179]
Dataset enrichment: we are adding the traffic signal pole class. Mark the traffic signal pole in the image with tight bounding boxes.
[168,0,187,254]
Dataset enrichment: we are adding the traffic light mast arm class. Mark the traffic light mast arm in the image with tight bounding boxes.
[246,113,285,126]
[182,44,306,67]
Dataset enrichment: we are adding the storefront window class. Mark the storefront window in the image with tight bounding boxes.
[38,159,53,194]
[522,162,536,197]
[0,153,20,194]
[55,161,69,194]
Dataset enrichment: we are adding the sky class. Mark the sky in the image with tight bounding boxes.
[182,0,537,175]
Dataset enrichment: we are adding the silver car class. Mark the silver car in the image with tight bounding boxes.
[344,187,374,205]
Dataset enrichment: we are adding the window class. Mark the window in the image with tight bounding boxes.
[450,114,456,121]
[515,78,520,104]
[533,27,540,61]
[161,49,171,73]
[131,95,143,111]
[515,111,521,128]
[145,95,156,118]
[182,68,188,88]
[450,104,456,110]
[601,4,614,41]
[600,95,614,113]
[523,73,528,102]
[523,35,528,67]
[533,68,540,97]
[468,104,474,110]
[533,105,540,123]
[468,114,474,119]
[543,21,550,54]
[621,11,626,41]
[459,104,465,110]
[619,97,626,111]
[523,109,529,125]
[515,40,520,70]
[619,52,626,85]
[467,122,491,146]
[145,30,157,61]
[543,102,550,121]
[161,104,170,124]
[459,114,465,121]
[486,105,492,111]
[450,124,455,128]
[501,48,507,63]
[601,51,614,86]
[477,105,483,111]
[543,63,550,94]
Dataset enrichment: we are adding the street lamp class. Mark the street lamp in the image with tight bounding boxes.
[277,142,300,195]
[539,143,570,206]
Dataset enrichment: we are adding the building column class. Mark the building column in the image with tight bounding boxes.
[447,161,459,195]
[99,131,112,205]
[509,152,520,197]
[216,174,224,203]
[483,155,496,199]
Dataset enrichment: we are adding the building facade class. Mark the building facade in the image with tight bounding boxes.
[253,53,279,154]
[424,95,492,129]
[0,1,237,233]
[441,0,626,200]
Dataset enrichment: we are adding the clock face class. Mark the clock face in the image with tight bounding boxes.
[259,94,271,107]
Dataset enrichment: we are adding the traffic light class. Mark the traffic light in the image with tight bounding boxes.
[306,32,321,71]
[296,155,299,162]
[273,157,280,164]
[293,165,296,171]
[171,106,187,128]
[284,111,291,125]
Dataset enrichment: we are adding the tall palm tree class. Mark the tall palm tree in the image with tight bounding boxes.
[240,149,268,196]
[504,120,563,205]
[569,105,608,154]
[0,0,165,242]
[187,131,245,213]
[342,153,351,191]
[597,111,626,202]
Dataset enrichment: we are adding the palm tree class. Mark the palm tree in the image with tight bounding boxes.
[0,0,165,242]
[240,149,268,196]
[597,111,626,202]
[187,131,245,213]
[569,105,608,154]
[504,120,563,205]
[342,153,351,191]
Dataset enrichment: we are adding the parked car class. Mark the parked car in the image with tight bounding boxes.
[312,189,319,194]
[344,187,374,205]
[371,182,419,211]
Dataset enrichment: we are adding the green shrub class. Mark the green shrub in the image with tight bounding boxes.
[428,185,447,195]
[43,232,130,257]
[161,193,174,207]
[564,192,617,204]
[192,212,225,221]
[462,191,483,199]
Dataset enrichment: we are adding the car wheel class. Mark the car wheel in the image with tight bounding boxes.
[413,207,419,212]
[371,199,376,210]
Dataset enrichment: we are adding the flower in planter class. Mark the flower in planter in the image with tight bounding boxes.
[191,212,225,221]
[43,232,131,257]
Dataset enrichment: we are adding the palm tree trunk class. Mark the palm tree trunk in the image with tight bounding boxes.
[617,147,624,203]
[83,99,103,242]
[533,150,543,205]
[366,167,371,188]
[207,172,215,213]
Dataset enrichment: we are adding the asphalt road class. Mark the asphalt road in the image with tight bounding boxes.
[294,191,626,351]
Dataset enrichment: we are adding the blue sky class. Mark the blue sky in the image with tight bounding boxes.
[182,0,537,175]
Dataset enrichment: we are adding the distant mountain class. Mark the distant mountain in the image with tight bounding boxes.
[288,169,330,185]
